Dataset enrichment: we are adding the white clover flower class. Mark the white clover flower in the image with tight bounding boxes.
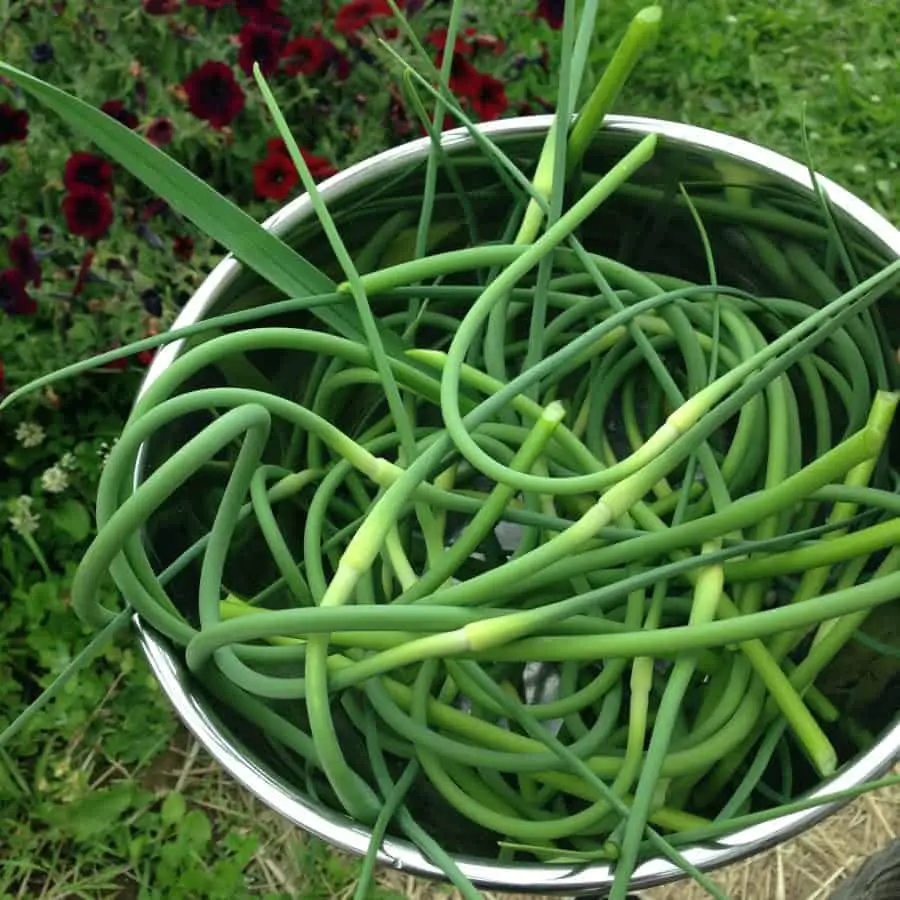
[724,14,738,24]
[60,452,77,471]
[852,162,868,175]
[841,62,856,74]
[15,421,46,448]
[41,465,69,494]
[97,438,118,467]
[10,496,40,537]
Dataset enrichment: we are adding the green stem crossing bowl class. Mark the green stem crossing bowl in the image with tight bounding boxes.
[134,115,900,896]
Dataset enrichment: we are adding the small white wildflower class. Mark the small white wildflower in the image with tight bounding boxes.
[96,438,118,467]
[819,74,831,83]
[852,162,868,175]
[41,465,70,494]
[60,452,77,471]
[870,94,882,104]
[725,14,738,24]
[841,62,856,74]
[15,421,46,448]
[10,496,40,537]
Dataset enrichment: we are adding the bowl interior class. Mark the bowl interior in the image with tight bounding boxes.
[135,117,900,894]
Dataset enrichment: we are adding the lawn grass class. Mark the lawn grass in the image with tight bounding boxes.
[0,0,896,898]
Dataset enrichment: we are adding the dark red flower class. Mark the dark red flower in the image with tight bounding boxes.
[388,88,412,137]
[415,109,458,137]
[71,250,95,298]
[62,188,114,240]
[141,198,169,221]
[173,235,194,260]
[281,36,334,75]
[182,61,245,129]
[237,22,285,76]
[97,344,129,371]
[146,117,174,146]
[143,0,179,12]
[303,150,337,180]
[187,0,231,6]
[0,103,29,145]
[8,233,41,287]
[101,100,139,129]
[426,27,471,56]
[536,0,563,29]
[64,152,114,193]
[0,268,37,315]
[469,72,508,121]
[253,153,298,200]
[265,137,289,157]
[334,0,393,34]
[235,0,280,18]
[137,347,156,366]
[441,53,480,97]
[265,139,337,180]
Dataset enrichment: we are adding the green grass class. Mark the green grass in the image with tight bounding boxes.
[0,0,896,897]
[575,0,897,221]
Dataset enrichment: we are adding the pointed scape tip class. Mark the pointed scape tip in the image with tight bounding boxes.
[637,5,663,24]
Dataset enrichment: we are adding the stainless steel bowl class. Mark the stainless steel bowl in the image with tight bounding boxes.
[134,115,900,896]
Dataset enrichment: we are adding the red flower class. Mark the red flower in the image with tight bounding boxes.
[173,235,194,260]
[97,344,129,371]
[64,152,114,194]
[253,153,298,200]
[426,27,471,56]
[143,0,179,12]
[236,0,280,18]
[0,268,37,315]
[8,233,41,287]
[0,103,28,145]
[301,149,337,180]
[146,117,174,146]
[101,100,139,129]
[282,36,334,75]
[62,188,114,240]
[416,109,458,137]
[266,137,289,156]
[182,61,245,129]
[71,250,95,298]
[388,89,412,137]
[536,0,563,29]
[441,53,480,97]
[265,139,338,180]
[141,198,169,221]
[138,322,160,365]
[469,72,508,121]
[334,0,393,34]
[237,22,285,76]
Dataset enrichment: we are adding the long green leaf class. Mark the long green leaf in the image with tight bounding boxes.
[0,62,366,342]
